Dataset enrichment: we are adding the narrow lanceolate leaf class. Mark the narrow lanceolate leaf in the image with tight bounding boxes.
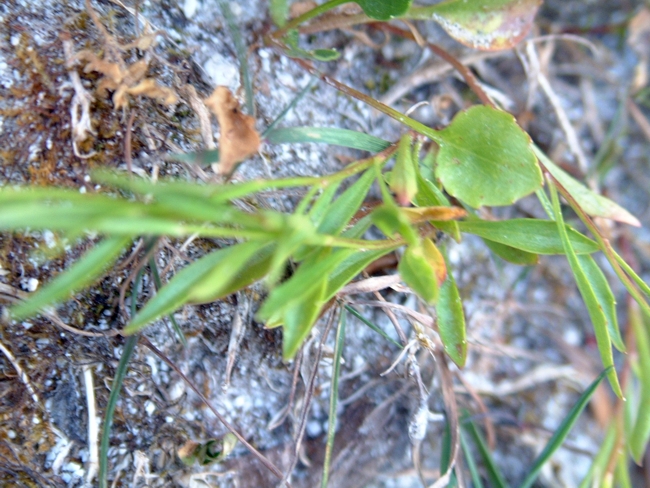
[628,305,650,464]
[520,368,611,488]
[457,219,599,255]
[258,248,354,323]
[423,238,447,287]
[438,269,467,368]
[318,169,375,236]
[577,255,625,352]
[355,0,413,20]
[11,236,131,320]
[265,127,391,153]
[389,133,418,206]
[125,242,269,334]
[550,184,622,397]
[269,0,289,26]
[482,238,539,266]
[463,415,509,488]
[435,106,542,208]
[282,280,327,360]
[410,0,542,51]
[187,241,267,303]
[402,206,467,224]
[534,146,640,227]
[326,247,398,300]
[399,244,439,304]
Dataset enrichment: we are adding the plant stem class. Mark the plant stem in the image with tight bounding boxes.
[292,58,444,144]
[272,0,350,40]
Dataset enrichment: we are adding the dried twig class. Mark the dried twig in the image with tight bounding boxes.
[83,365,99,484]
[280,309,338,487]
[139,336,289,485]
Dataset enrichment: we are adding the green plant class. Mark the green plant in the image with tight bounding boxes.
[2,0,650,485]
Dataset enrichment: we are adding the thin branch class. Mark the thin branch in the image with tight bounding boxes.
[139,336,289,485]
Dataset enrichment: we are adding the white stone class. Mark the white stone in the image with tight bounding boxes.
[182,0,199,19]
[27,278,39,292]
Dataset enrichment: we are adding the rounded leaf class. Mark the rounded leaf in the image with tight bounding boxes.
[420,0,542,51]
[355,0,413,20]
[435,106,542,208]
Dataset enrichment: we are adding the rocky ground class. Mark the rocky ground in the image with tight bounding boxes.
[1,0,649,487]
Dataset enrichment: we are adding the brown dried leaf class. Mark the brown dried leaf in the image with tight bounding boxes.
[402,206,467,223]
[204,86,261,175]
[126,79,178,106]
[78,51,124,84]
[112,85,129,110]
[124,59,149,85]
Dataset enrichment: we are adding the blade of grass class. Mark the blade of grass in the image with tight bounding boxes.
[99,265,145,488]
[440,420,458,487]
[218,0,254,116]
[262,78,317,136]
[148,256,187,347]
[11,236,131,320]
[321,307,345,488]
[463,414,509,488]
[579,422,616,488]
[344,304,403,348]
[265,127,391,153]
[628,303,650,463]
[460,431,484,488]
[520,367,611,488]
[549,182,622,397]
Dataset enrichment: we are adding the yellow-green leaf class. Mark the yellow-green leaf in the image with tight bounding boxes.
[435,106,542,208]
[438,269,467,367]
[410,0,542,51]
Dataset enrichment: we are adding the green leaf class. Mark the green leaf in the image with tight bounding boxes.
[270,0,289,26]
[438,268,467,367]
[345,304,403,348]
[265,127,391,153]
[282,279,327,360]
[371,204,419,246]
[265,214,317,285]
[258,248,354,323]
[520,368,611,488]
[310,48,341,61]
[628,305,650,463]
[11,236,131,320]
[534,145,640,227]
[188,241,268,304]
[463,414,509,488]
[460,431,484,488]
[308,182,341,228]
[550,184,622,397]
[318,169,375,236]
[577,254,625,352]
[325,247,398,300]
[321,308,345,488]
[415,173,461,242]
[399,244,439,304]
[125,242,270,334]
[482,238,539,266]
[355,0,413,20]
[457,219,599,255]
[435,106,542,208]
[410,0,542,51]
[389,133,418,206]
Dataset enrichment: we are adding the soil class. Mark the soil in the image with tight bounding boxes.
[0,0,649,487]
